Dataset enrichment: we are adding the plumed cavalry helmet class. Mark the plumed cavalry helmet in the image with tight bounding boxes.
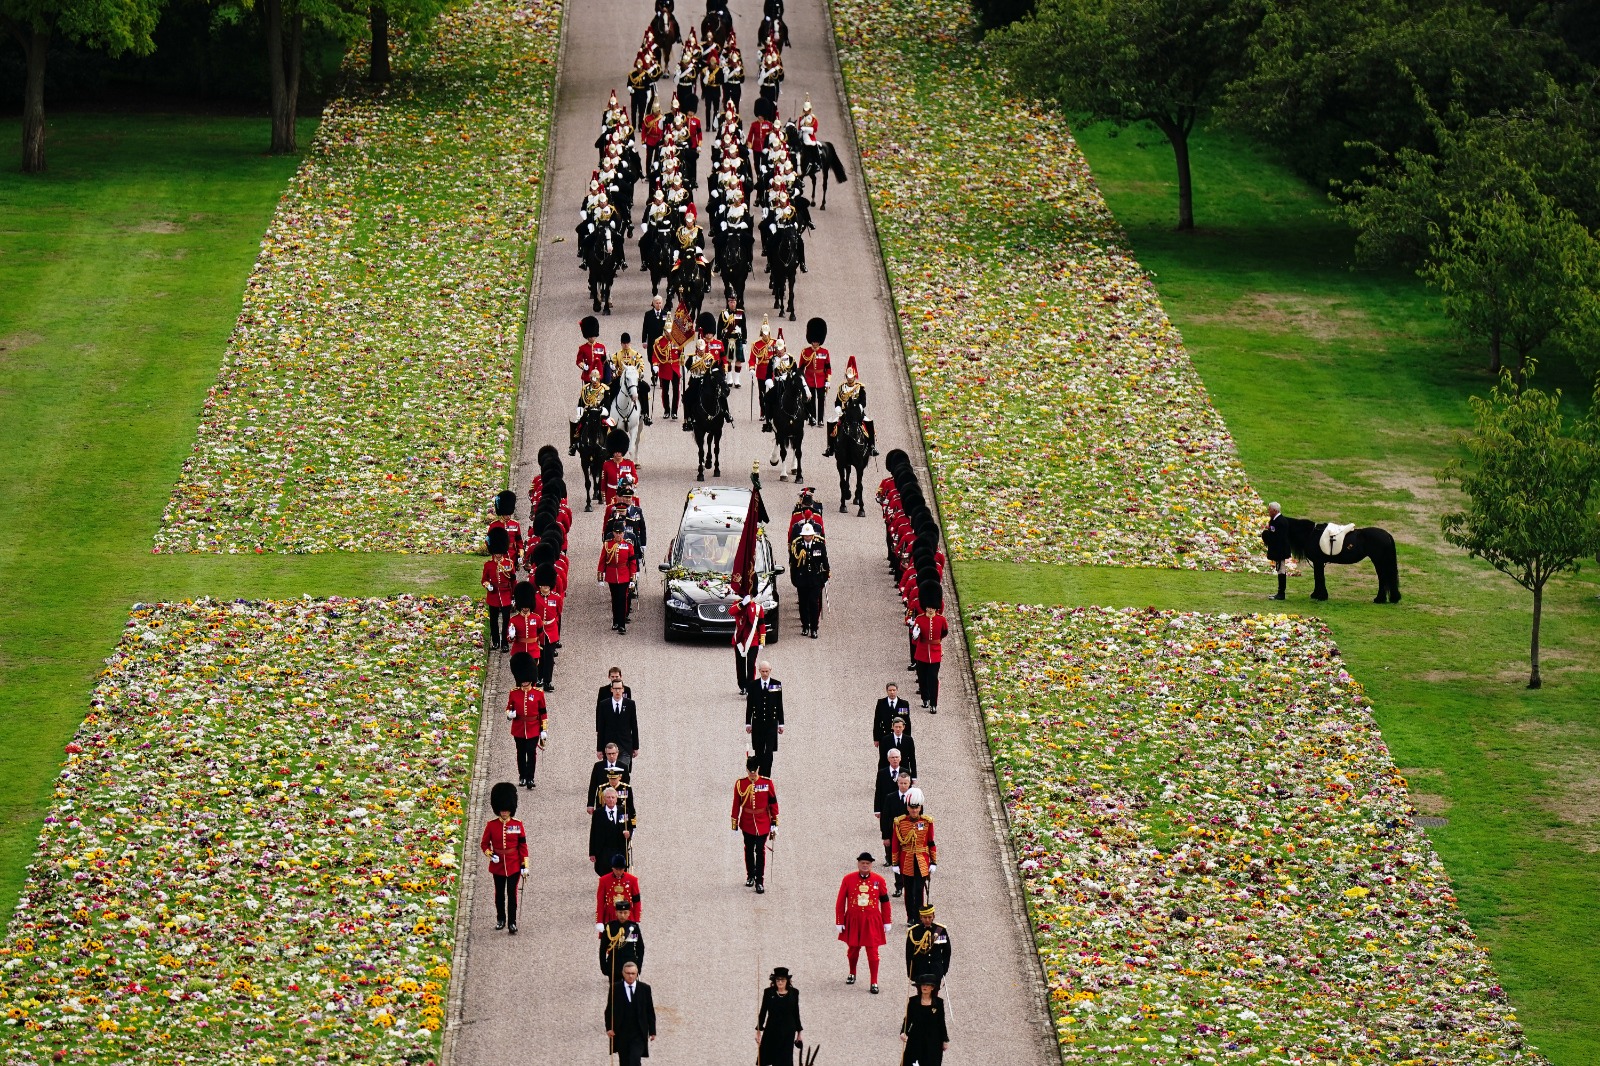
[581,315,601,339]
[513,581,537,610]
[495,490,517,517]
[607,429,631,455]
[510,651,538,686]
[806,317,827,345]
[490,781,519,815]
[487,526,511,555]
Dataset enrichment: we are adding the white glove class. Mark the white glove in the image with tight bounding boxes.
[596,923,605,933]
[884,924,893,936]
[835,925,844,934]
[507,710,516,720]
[483,582,494,591]
[911,624,922,640]
[930,864,937,874]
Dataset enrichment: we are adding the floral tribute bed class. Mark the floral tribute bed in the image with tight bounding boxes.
[0,597,481,1064]
[832,0,1265,570]
[970,604,1541,1063]
[155,0,561,555]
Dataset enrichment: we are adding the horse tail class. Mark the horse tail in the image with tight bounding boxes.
[827,145,847,184]
[1372,528,1401,599]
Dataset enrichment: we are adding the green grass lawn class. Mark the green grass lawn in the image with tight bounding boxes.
[0,114,472,920]
[959,124,1600,1061]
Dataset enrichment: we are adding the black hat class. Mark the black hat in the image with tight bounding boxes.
[755,97,777,121]
[746,754,761,771]
[535,563,558,589]
[510,651,538,685]
[856,851,876,862]
[919,582,943,610]
[620,332,631,344]
[512,581,537,610]
[487,526,510,555]
[679,89,698,112]
[770,966,792,981]
[697,311,717,335]
[805,317,826,344]
[529,542,556,567]
[607,429,630,455]
[490,781,519,815]
[494,490,517,516]
[918,904,936,919]
[919,522,941,548]
[914,972,940,986]
[544,478,567,501]
[615,897,633,911]
[606,520,626,535]
[581,314,600,339]
[541,457,564,481]
[537,444,559,466]
[531,513,557,539]
[884,448,910,470]
[611,853,628,869]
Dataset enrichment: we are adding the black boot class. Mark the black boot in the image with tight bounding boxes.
[568,424,579,456]
[1271,574,1287,601]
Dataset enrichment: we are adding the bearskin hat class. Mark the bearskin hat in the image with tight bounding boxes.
[512,581,537,610]
[679,89,699,112]
[918,582,943,611]
[544,478,567,502]
[697,311,717,335]
[535,563,558,589]
[510,651,539,686]
[529,541,557,568]
[580,315,601,339]
[607,429,630,455]
[755,97,777,122]
[494,489,517,517]
[884,447,910,471]
[490,781,519,815]
[487,526,511,555]
[606,520,626,535]
[531,512,557,539]
[919,522,941,549]
[806,317,827,344]
[916,563,940,588]
[537,443,560,466]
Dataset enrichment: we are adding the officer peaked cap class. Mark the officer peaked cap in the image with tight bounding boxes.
[805,317,827,344]
[490,781,519,815]
[510,651,538,685]
[580,315,601,339]
[494,490,517,516]
[512,580,537,610]
[487,526,511,555]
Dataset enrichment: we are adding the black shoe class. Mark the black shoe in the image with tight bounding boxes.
[928,706,937,714]
[845,974,856,985]
[568,446,577,456]
[822,446,833,457]
[869,984,879,994]
[761,421,772,432]
[907,663,917,672]
[893,887,903,897]
[579,262,588,271]
[508,922,518,935]
[543,684,554,693]
[739,688,747,696]
[643,417,653,426]
[495,918,506,930]
[618,625,627,634]
[746,876,756,887]
[529,779,537,787]
[755,882,765,894]
[638,263,649,271]
[682,421,693,432]
[1269,593,1286,601]
[809,629,818,639]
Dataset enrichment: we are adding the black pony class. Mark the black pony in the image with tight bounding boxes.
[1265,516,1401,603]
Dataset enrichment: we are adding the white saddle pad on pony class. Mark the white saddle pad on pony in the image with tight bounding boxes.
[1319,522,1356,556]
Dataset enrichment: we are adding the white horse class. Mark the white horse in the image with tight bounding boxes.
[610,363,645,462]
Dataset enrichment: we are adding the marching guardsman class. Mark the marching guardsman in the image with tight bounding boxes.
[800,317,831,426]
[719,294,747,379]
[652,316,683,420]
[611,332,654,425]
[789,521,829,639]
[824,357,876,457]
[905,904,951,991]
[570,369,611,455]
[602,429,638,507]
[534,562,563,692]
[480,782,528,933]
[599,521,638,634]
[490,489,523,562]
[745,659,784,777]
[890,787,936,925]
[731,754,779,893]
[746,96,777,155]
[911,584,949,712]
[599,897,645,977]
[507,581,542,663]
[577,315,609,382]
[596,854,642,927]
[732,593,766,694]
[835,852,893,994]
[507,651,548,788]
[750,315,776,429]
[482,526,516,652]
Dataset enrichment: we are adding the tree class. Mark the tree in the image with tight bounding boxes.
[215,0,360,152]
[988,0,1259,231]
[2,0,162,172]
[366,0,443,84]
[1422,188,1600,378]
[972,0,1035,31]
[1440,372,1600,688]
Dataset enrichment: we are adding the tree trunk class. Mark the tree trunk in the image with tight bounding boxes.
[1528,582,1543,689]
[369,5,391,82]
[1488,328,1502,375]
[18,25,51,174]
[1153,117,1196,232]
[264,0,304,154]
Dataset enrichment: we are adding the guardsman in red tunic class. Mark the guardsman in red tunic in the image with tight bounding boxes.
[601,429,638,507]
[911,587,950,712]
[597,856,643,927]
[480,782,528,933]
[506,581,542,664]
[577,315,609,383]
[748,315,775,430]
[800,317,831,426]
[641,97,665,174]
[696,311,727,370]
[481,526,517,652]
[534,563,563,692]
[732,594,766,694]
[599,521,638,634]
[490,489,523,561]
[731,754,779,892]
[652,328,682,420]
[507,652,548,788]
[836,851,893,993]
[891,788,937,925]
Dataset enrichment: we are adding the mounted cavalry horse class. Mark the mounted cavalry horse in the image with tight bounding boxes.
[583,220,623,315]
[784,123,847,210]
[767,367,807,483]
[833,400,872,516]
[574,403,611,511]
[610,362,646,461]
[1262,516,1402,603]
[686,356,729,481]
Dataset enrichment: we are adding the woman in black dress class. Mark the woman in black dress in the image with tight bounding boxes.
[756,966,804,1066]
[900,974,949,1066]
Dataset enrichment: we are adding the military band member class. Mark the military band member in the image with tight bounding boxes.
[480,782,527,933]
[745,659,784,777]
[590,789,633,876]
[891,788,937,925]
[628,49,660,131]
[732,755,779,892]
[905,904,951,990]
[597,854,642,926]
[599,521,638,633]
[789,522,829,638]
[732,593,766,693]
[911,587,950,712]
[577,314,609,382]
[481,526,516,652]
[507,652,548,788]
[800,317,831,426]
[600,896,645,977]
[835,851,893,993]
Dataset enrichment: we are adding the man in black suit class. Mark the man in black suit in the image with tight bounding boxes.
[872,682,913,747]
[606,960,657,1066]
[744,659,784,777]
[596,679,641,762]
[877,718,917,778]
[641,295,670,367]
[595,666,634,716]
[875,768,914,891]
[588,743,632,813]
[590,787,633,876]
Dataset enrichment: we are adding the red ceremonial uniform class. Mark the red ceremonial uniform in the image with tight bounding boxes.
[554,498,574,536]
[731,776,779,835]
[788,508,824,540]
[913,612,950,663]
[536,588,564,643]
[578,340,609,381]
[652,334,682,379]
[490,516,524,562]
[683,113,703,151]
[835,869,892,947]
[599,540,638,584]
[602,456,639,505]
[597,870,642,923]
[732,599,765,650]
[480,818,528,877]
[507,687,548,739]
[701,335,727,370]
[800,343,831,389]
[481,556,516,607]
[506,608,541,658]
[891,814,937,876]
[749,334,774,382]
[641,112,664,150]
[746,116,774,153]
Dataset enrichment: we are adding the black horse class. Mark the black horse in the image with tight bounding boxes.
[833,402,872,516]
[716,233,752,306]
[584,223,623,314]
[688,364,728,481]
[767,371,806,483]
[767,226,801,321]
[758,13,789,51]
[700,2,733,47]
[642,225,675,302]
[785,124,847,210]
[671,256,711,320]
[1264,516,1402,603]
[576,405,610,510]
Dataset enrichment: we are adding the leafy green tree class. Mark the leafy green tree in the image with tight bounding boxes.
[2,0,162,172]
[1441,372,1600,689]
[216,0,360,152]
[367,0,443,83]
[989,0,1258,231]
[1422,188,1600,378]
